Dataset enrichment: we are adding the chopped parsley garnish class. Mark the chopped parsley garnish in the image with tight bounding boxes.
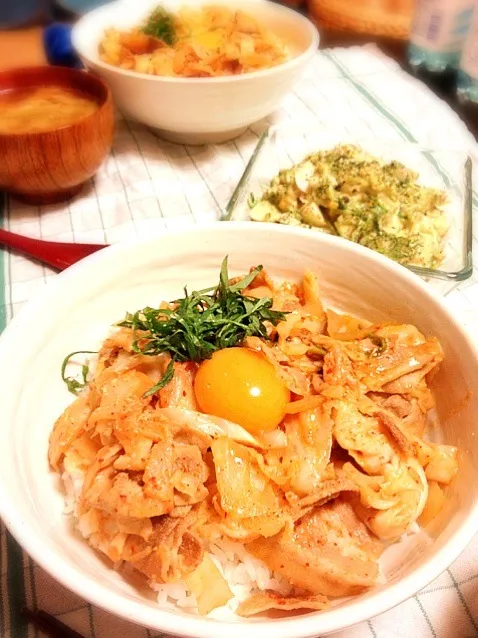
[61,351,97,395]
[122,257,288,395]
[367,335,387,357]
[143,358,175,398]
[141,6,177,45]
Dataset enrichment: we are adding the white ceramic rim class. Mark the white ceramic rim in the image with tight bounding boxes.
[0,222,477,638]
[72,0,320,85]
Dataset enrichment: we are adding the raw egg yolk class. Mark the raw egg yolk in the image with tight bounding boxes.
[194,347,290,434]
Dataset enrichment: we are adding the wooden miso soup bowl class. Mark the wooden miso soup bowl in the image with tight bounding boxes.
[0,66,114,204]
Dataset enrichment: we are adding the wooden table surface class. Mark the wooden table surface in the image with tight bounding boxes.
[0,18,476,139]
[0,26,46,69]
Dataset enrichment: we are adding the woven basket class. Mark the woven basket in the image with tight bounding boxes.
[278,0,305,6]
[308,0,414,40]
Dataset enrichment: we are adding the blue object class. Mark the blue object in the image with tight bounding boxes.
[0,0,51,28]
[43,23,82,68]
[54,0,111,17]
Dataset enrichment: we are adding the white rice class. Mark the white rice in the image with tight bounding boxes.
[61,469,291,616]
[61,469,84,516]
[150,537,292,615]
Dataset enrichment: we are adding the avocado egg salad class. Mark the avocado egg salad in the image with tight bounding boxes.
[248,144,448,269]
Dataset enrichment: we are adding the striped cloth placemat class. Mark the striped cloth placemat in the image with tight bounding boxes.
[1,45,477,638]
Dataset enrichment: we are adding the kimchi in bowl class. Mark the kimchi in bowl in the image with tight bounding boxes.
[72,0,319,144]
[0,222,477,637]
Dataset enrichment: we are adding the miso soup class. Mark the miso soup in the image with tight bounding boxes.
[0,85,99,134]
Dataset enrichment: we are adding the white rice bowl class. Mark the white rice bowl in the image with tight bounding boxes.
[0,223,477,638]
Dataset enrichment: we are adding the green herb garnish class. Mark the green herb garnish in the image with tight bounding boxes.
[61,350,97,395]
[367,335,387,357]
[142,358,175,398]
[247,193,258,208]
[141,6,177,45]
[119,257,287,395]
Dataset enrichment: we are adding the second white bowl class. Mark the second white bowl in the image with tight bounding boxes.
[72,0,319,144]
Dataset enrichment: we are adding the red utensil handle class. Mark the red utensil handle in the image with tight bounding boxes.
[0,228,107,271]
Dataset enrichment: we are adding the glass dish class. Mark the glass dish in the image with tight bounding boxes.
[222,125,473,282]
